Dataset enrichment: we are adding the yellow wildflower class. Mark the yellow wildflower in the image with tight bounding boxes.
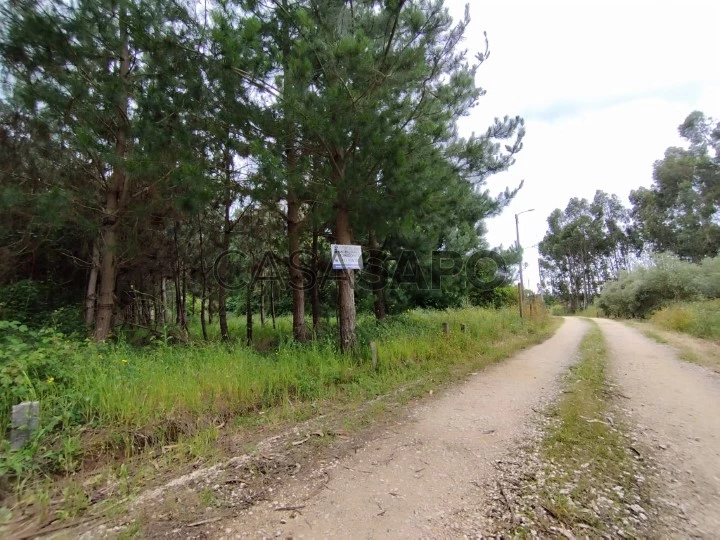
[47,376,55,383]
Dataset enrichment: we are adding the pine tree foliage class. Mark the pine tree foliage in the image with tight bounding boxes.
[0,0,526,347]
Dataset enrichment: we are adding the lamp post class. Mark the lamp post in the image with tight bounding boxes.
[515,209,535,318]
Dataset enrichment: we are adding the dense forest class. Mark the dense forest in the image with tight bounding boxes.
[539,111,720,311]
[0,0,526,349]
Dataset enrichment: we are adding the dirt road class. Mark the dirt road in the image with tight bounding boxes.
[223,318,589,539]
[596,318,720,537]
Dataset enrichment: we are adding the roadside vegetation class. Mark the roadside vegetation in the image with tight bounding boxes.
[497,323,654,537]
[539,111,719,326]
[545,252,720,346]
[1,308,552,506]
[597,255,720,320]
[651,300,720,342]
[0,0,526,355]
[628,317,720,374]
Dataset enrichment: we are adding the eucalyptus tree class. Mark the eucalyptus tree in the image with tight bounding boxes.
[630,111,720,262]
[540,190,641,310]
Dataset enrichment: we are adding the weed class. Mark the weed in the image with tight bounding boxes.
[56,483,90,520]
[117,517,143,539]
[198,486,218,508]
[651,300,720,342]
[679,351,701,364]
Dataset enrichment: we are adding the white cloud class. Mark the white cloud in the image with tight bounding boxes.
[445,0,720,290]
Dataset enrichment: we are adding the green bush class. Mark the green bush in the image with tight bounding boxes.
[597,255,720,318]
[0,280,84,335]
[470,285,519,309]
[0,321,84,427]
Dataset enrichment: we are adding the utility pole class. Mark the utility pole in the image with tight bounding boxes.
[538,257,543,294]
[515,209,535,319]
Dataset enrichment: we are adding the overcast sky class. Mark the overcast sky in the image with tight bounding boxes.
[445,0,720,290]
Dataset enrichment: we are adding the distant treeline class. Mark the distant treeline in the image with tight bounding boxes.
[540,111,720,311]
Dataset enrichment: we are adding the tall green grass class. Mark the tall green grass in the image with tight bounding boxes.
[2,307,551,487]
[651,300,720,342]
[83,309,542,437]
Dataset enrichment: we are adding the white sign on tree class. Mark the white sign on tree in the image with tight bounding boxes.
[330,244,363,270]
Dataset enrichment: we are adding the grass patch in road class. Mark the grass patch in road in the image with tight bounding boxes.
[513,323,653,537]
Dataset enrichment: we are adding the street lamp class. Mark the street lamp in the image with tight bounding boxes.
[515,209,535,318]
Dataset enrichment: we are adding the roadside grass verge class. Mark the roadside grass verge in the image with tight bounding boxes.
[636,327,668,344]
[1,308,555,507]
[511,323,653,537]
[626,319,720,374]
[650,299,720,342]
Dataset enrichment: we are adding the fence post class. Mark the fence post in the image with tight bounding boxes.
[442,322,449,335]
[11,401,39,450]
[370,341,378,371]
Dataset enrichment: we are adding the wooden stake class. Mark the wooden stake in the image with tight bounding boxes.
[370,341,378,371]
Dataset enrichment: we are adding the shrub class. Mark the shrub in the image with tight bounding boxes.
[0,322,84,430]
[0,280,84,335]
[597,254,720,318]
[470,285,519,309]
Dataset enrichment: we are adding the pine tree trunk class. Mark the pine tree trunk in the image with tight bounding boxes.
[173,221,188,330]
[260,281,265,326]
[368,231,386,321]
[270,281,276,330]
[311,227,321,332]
[288,191,307,343]
[218,198,231,342]
[153,279,160,325]
[200,296,208,341]
[198,215,208,341]
[94,11,130,341]
[93,191,120,339]
[181,265,188,330]
[335,202,356,352]
[160,276,168,324]
[246,280,253,346]
[140,276,151,325]
[85,239,100,327]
